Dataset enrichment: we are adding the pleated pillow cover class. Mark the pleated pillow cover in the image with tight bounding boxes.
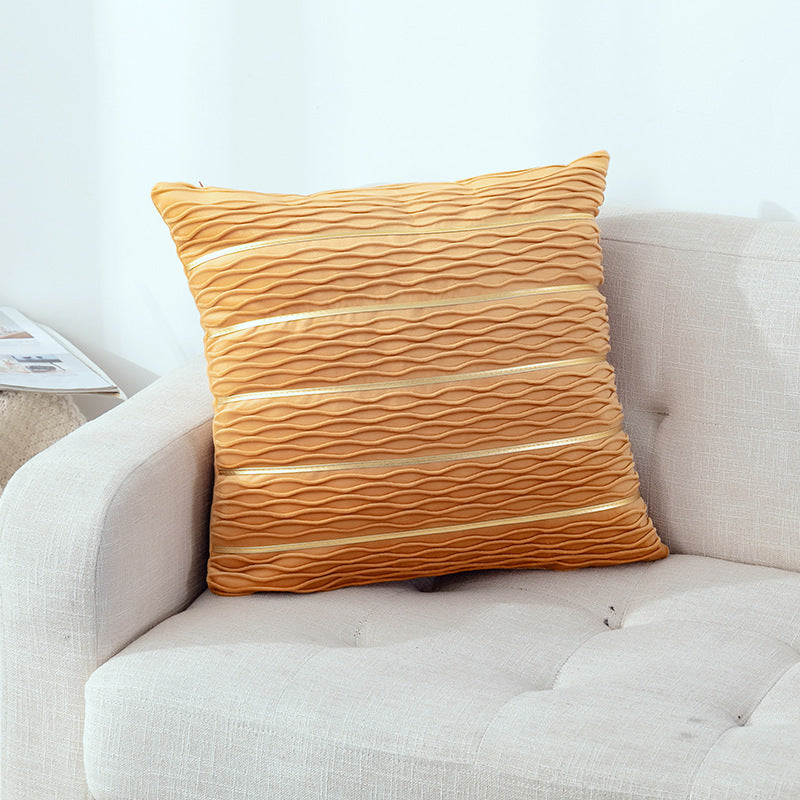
[152,151,667,595]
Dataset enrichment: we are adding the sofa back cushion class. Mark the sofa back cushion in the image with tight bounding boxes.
[600,211,800,572]
[152,153,667,594]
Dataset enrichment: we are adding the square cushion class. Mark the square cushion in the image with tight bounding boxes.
[152,151,667,594]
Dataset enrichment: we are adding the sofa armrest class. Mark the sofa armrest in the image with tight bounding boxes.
[0,358,214,800]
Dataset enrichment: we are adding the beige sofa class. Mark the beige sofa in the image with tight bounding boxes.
[1,210,799,799]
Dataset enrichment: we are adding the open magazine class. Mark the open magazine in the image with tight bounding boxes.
[0,307,124,398]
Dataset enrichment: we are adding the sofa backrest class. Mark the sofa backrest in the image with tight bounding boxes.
[600,210,800,572]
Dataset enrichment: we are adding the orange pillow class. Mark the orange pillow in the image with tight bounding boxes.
[152,151,667,594]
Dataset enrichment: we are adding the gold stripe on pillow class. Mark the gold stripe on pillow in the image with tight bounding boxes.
[218,424,622,475]
[152,151,667,594]
[186,212,596,271]
[208,282,597,337]
[212,494,642,555]
[217,355,607,404]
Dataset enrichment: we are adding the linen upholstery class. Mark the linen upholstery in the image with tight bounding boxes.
[3,210,800,800]
[0,358,214,800]
[600,212,800,571]
[83,554,800,800]
[152,153,666,594]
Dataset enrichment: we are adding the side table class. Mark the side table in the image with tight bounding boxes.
[0,391,86,494]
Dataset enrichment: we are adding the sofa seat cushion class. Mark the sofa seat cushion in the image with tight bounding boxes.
[84,554,800,800]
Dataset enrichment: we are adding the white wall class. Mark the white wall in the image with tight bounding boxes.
[2,0,799,413]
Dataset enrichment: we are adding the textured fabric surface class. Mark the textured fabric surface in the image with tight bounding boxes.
[0,390,85,492]
[0,359,214,800]
[84,554,800,800]
[600,211,800,571]
[4,210,800,800]
[152,152,665,594]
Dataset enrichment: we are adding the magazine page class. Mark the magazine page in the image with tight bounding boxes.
[0,307,123,397]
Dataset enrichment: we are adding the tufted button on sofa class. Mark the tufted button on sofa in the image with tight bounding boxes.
[1,210,799,799]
